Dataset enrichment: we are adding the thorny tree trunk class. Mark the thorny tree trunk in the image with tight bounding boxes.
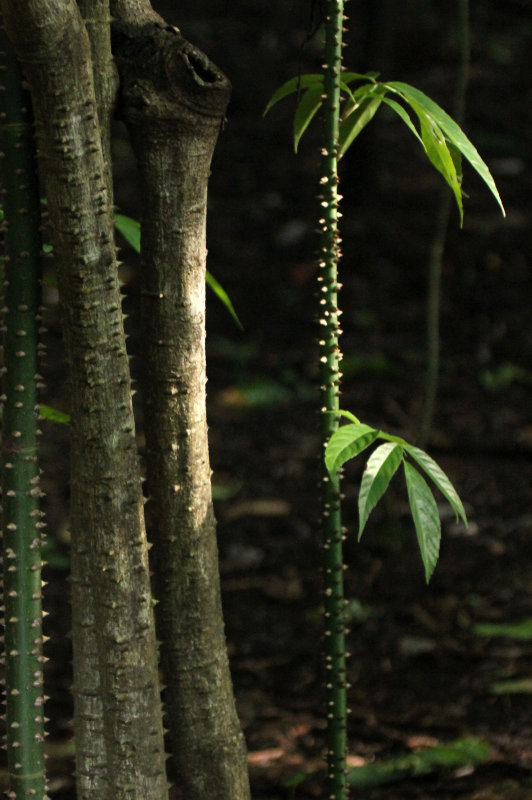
[1,3,167,800]
[113,15,250,800]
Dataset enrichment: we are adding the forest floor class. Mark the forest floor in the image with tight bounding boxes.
[4,1,532,799]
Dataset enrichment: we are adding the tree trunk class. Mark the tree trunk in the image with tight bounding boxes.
[1,3,167,799]
[113,18,250,800]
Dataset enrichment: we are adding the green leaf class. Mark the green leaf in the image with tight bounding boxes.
[114,212,140,253]
[385,81,505,216]
[263,74,323,116]
[325,423,379,476]
[403,461,441,583]
[39,404,70,425]
[411,101,463,223]
[358,443,403,538]
[339,91,383,157]
[403,445,467,526]
[205,270,244,330]
[293,86,323,152]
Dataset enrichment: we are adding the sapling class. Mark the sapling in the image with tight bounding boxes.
[0,28,46,799]
[265,3,504,796]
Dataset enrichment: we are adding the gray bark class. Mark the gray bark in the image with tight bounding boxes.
[113,19,250,800]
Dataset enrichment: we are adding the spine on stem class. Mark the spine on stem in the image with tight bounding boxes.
[0,27,47,800]
[319,2,347,799]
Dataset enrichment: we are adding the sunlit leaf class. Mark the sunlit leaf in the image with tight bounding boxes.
[294,87,323,152]
[403,445,467,526]
[385,81,505,216]
[358,443,403,538]
[205,270,244,330]
[264,74,323,116]
[325,423,379,476]
[403,461,440,583]
[411,101,463,223]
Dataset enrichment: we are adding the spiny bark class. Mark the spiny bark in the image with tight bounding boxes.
[113,20,250,800]
[1,3,167,799]
[320,2,347,799]
[0,27,46,800]
[76,0,117,187]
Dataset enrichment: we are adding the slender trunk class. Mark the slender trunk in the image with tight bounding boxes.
[67,2,114,790]
[0,28,46,800]
[1,3,167,799]
[320,2,347,799]
[113,19,250,800]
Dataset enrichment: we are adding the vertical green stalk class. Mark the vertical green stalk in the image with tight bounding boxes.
[0,27,46,800]
[319,2,347,799]
[418,0,469,447]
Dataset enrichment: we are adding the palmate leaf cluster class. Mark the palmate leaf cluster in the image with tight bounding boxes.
[325,411,468,582]
[265,73,505,225]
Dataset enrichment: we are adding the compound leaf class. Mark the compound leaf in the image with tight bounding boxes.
[358,443,403,538]
[404,461,441,583]
[325,423,379,476]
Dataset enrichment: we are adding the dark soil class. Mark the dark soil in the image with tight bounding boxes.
[6,1,532,798]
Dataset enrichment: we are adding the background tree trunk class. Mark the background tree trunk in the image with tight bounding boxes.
[113,18,250,800]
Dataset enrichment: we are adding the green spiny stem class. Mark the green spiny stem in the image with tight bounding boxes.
[320,2,347,799]
[0,27,47,800]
